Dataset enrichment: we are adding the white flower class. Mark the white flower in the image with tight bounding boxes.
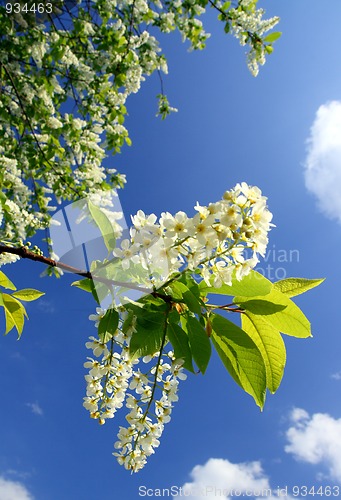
[160,211,192,238]
[235,256,258,280]
[47,116,63,129]
[191,213,217,245]
[85,336,109,357]
[230,245,245,264]
[88,307,107,327]
[129,371,149,393]
[250,201,274,231]
[131,211,157,229]
[113,239,140,270]
[211,261,233,288]
[220,204,243,228]
[0,253,20,267]
[61,46,80,67]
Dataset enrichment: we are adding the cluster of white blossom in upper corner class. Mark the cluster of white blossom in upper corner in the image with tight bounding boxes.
[0,0,280,256]
[84,310,186,472]
[112,182,274,291]
[229,0,280,76]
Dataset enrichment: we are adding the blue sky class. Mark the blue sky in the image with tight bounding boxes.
[1,1,341,498]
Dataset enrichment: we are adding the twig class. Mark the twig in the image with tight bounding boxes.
[0,244,151,293]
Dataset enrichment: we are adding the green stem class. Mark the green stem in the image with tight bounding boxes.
[128,304,171,459]
[100,337,116,409]
[205,303,245,313]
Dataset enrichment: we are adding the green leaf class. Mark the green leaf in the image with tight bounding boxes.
[136,309,167,331]
[242,312,286,393]
[12,289,45,302]
[0,271,16,291]
[127,300,170,357]
[0,293,3,307]
[222,1,231,10]
[122,310,138,335]
[88,200,117,252]
[182,315,211,374]
[199,270,272,298]
[169,281,202,314]
[273,277,325,298]
[235,289,311,338]
[2,293,27,337]
[138,294,169,312]
[167,322,194,373]
[98,308,119,342]
[211,314,266,408]
[71,278,100,304]
[71,278,93,293]
[129,321,165,359]
[168,309,180,324]
[263,31,282,43]
[177,272,201,299]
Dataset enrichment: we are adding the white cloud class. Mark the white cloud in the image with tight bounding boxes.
[36,299,55,314]
[0,476,33,500]
[26,402,43,416]
[304,100,341,223]
[285,407,341,482]
[175,458,296,499]
[331,371,341,381]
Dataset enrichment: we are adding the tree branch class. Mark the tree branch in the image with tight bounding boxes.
[0,244,151,293]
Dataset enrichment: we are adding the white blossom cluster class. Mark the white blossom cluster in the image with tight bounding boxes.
[114,353,186,472]
[83,311,137,423]
[0,1,279,251]
[112,182,274,292]
[0,155,45,241]
[0,8,160,245]
[229,0,280,76]
[84,308,186,472]
[0,252,20,267]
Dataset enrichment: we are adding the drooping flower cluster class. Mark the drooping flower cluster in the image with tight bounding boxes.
[114,353,186,472]
[84,308,186,472]
[83,311,137,423]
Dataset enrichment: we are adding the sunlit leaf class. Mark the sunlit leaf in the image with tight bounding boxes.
[263,31,282,43]
[199,270,272,298]
[234,289,311,338]
[88,200,117,252]
[129,322,165,359]
[2,294,27,338]
[169,281,202,314]
[182,315,211,374]
[273,277,325,298]
[242,312,286,393]
[98,308,119,342]
[211,314,266,409]
[12,289,45,302]
[167,322,194,373]
[0,271,16,291]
